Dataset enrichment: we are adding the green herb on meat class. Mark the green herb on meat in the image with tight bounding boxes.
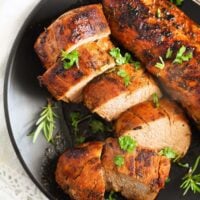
[155,56,165,69]
[118,135,137,153]
[159,147,178,160]
[117,69,131,86]
[166,48,173,59]
[114,155,125,167]
[173,45,193,64]
[61,49,79,69]
[152,93,160,108]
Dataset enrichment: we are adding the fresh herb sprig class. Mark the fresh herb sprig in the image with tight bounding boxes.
[114,155,125,167]
[173,46,193,64]
[61,49,79,69]
[119,135,137,153]
[180,155,200,195]
[30,101,57,143]
[170,0,184,6]
[109,47,141,70]
[159,147,178,160]
[117,69,131,86]
[109,48,132,65]
[155,56,165,69]
[152,92,160,108]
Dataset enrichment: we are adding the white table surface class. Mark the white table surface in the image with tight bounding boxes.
[0,0,47,199]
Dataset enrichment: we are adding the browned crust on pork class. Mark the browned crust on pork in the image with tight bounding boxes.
[103,0,200,126]
[55,141,105,200]
[34,4,110,69]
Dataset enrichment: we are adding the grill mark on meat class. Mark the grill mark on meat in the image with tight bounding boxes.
[135,149,156,167]
[64,146,88,159]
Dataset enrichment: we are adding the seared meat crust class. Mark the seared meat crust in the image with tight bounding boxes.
[83,64,161,121]
[55,141,105,200]
[34,4,110,69]
[115,98,191,156]
[41,37,115,102]
[102,138,170,200]
[103,0,200,126]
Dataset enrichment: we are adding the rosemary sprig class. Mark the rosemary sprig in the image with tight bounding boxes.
[180,155,200,195]
[30,101,57,143]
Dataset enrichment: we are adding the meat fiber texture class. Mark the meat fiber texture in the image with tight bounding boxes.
[55,139,171,200]
[115,98,191,157]
[103,0,200,127]
[83,63,161,121]
[34,4,116,103]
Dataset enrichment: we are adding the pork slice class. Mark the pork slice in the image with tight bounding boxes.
[41,37,115,103]
[55,141,105,200]
[102,138,170,200]
[83,64,161,121]
[34,4,110,69]
[103,0,200,127]
[115,98,191,156]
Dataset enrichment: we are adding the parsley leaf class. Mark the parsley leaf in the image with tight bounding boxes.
[152,93,160,108]
[173,46,193,64]
[159,147,178,159]
[30,101,57,143]
[61,50,79,69]
[109,48,133,65]
[180,155,200,195]
[166,48,173,59]
[118,135,137,153]
[89,119,105,134]
[132,61,141,70]
[170,0,184,6]
[117,69,131,86]
[155,56,165,69]
[114,155,125,167]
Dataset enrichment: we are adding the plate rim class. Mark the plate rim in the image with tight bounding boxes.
[3,0,54,199]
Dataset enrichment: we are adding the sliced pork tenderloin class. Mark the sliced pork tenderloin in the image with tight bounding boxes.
[40,37,115,102]
[115,98,191,157]
[34,4,110,69]
[102,138,171,200]
[83,64,161,121]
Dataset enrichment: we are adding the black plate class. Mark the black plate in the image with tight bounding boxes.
[4,0,200,199]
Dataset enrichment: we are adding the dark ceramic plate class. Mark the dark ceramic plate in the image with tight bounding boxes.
[4,0,200,199]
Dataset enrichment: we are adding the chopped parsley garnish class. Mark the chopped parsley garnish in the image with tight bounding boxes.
[152,93,160,108]
[132,61,141,70]
[118,135,137,153]
[89,119,105,134]
[166,48,173,59]
[109,47,133,65]
[180,155,200,195]
[156,8,161,18]
[61,49,79,69]
[30,100,57,143]
[173,45,193,64]
[159,147,178,160]
[117,69,131,86]
[170,0,184,6]
[155,56,165,69]
[114,155,125,167]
